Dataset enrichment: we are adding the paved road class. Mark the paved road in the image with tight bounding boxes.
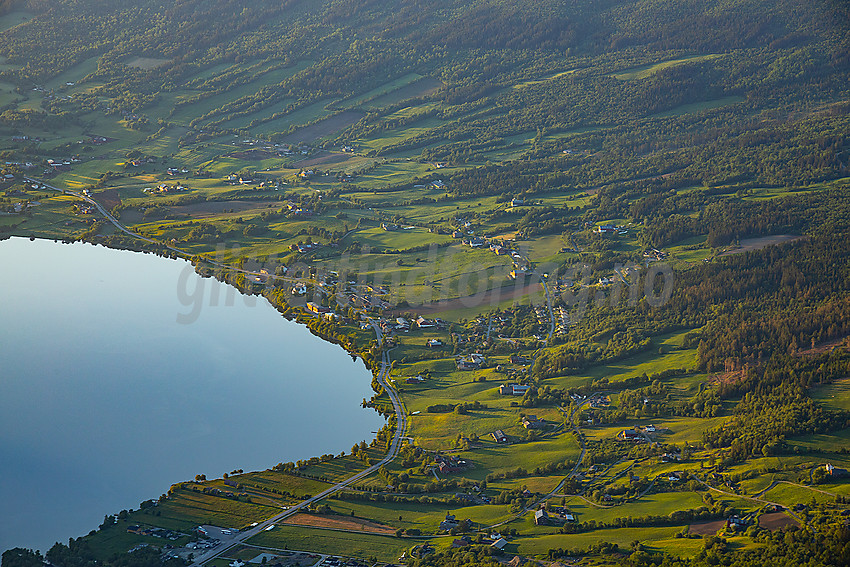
[188,325,406,566]
[27,177,161,244]
[28,177,321,289]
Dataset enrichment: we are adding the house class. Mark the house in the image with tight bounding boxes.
[305,302,332,314]
[492,430,508,443]
[491,538,508,550]
[499,384,515,395]
[439,514,459,531]
[439,460,466,474]
[826,463,849,477]
[522,415,545,429]
[427,339,443,348]
[510,198,525,207]
[405,376,425,384]
[534,509,549,525]
[726,515,748,531]
[617,429,643,442]
[451,539,469,548]
[428,179,446,189]
[511,384,531,396]
[416,316,438,328]
[457,358,481,371]
[594,225,617,235]
[510,355,531,365]
[381,223,398,231]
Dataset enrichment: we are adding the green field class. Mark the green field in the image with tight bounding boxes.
[610,54,722,81]
[247,525,411,562]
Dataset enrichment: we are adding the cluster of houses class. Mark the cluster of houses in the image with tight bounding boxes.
[660,451,681,463]
[11,135,45,145]
[462,236,487,248]
[225,174,259,185]
[4,161,35,170]
[143,183,189,194]
[594,224,628,236]
[73,203,94,215]
[555,306,571,335]
[589,394,610,408]
[292,241,321,253]
[616,429,646,442]
[46,158,80,172]
[285,201,313,216]
[127,157,158,167]
[534,505,577,526]
[509,258,531,280]
[410,542,435,558]
[521,414,546,429]
[457,235,522,260]
[533,305,549,326]
[348,291,390,311]
[439,513,461,531]
[231,138,312,158]
[435,454,470,474]
[509,197,527,208]
[644,248,668,261]
[726,515,750,532]
[456,353,486,370]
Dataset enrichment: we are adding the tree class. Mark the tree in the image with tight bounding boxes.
[1,548,43,567]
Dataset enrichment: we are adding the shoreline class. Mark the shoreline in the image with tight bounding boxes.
[0,236,397,556]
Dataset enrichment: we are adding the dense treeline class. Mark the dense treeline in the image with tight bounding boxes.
[1,541,185,567]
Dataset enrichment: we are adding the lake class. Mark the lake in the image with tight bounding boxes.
[0,237,384,553]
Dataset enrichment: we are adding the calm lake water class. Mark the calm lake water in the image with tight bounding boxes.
[0,237,383,553]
